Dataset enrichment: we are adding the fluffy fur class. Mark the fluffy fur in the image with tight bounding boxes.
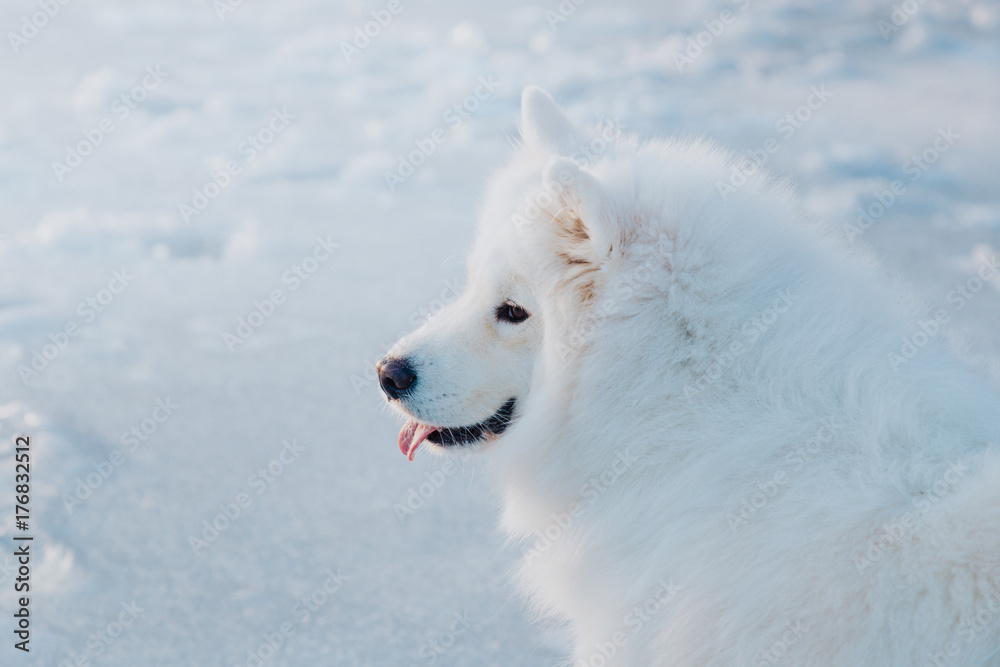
[382,87,1000,666]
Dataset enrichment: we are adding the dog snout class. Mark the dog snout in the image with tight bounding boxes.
[377,357,417,400]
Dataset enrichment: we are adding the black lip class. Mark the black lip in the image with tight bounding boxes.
[426,398,517,447]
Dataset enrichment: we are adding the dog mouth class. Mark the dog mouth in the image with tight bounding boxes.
[397,398,517,461]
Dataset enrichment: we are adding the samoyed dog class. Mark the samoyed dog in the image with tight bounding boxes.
[377,87,1000,666]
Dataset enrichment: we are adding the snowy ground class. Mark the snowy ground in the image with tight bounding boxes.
[0,0,998,665]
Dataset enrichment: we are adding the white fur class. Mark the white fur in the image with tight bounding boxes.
[384,87,1000,666]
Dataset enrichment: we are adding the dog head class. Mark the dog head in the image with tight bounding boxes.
[378,87,626,460]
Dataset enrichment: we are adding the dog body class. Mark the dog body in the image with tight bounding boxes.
[380,88,1000,666]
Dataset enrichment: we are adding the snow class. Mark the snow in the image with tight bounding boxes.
[0,0,998,664]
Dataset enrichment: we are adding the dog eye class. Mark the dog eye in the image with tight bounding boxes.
[496,301,530,324]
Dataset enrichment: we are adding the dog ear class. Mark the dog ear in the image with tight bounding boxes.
[520,87,589,155]
[541,157,615,263]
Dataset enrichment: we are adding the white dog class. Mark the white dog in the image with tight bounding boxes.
[378,87,1000,666]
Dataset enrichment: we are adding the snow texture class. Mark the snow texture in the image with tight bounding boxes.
[0,0,997,665]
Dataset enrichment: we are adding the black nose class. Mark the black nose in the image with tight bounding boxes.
[377,357,416,400]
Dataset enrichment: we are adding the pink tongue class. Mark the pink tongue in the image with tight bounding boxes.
[398,421,439,461]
